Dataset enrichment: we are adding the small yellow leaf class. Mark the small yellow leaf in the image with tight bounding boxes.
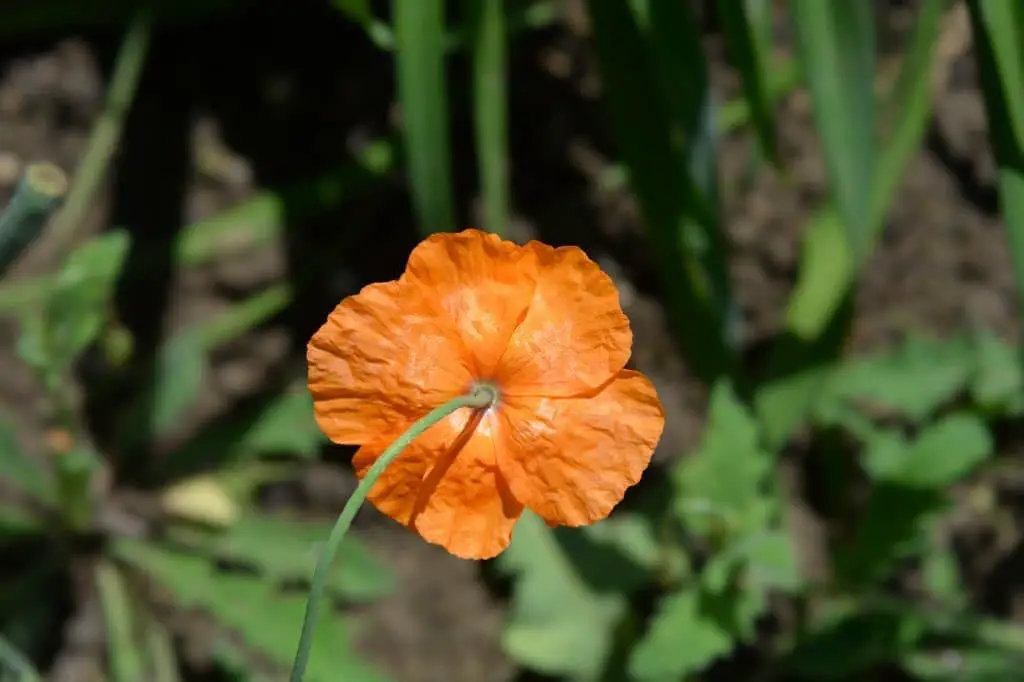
[160,476,239,528]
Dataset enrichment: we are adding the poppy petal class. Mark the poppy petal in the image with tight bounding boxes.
[495,242,631,398]
[497,370,663,527]
[354,407,523,560]
[308,280,473,445]
[404,229,537,377]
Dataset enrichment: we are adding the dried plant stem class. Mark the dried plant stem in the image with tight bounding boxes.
[288,385,498,682]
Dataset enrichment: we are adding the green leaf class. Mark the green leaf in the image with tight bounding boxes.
[821,335,974,422]
[0,416,52,506]
[967,0,1024,361]
[119,328,206,449]
[629,585,764,681]
[159,387,324,481]
[786,607,927,680]
[394,0,454,235]
[467,0,508,236]
[44,229,131,367]
[674,380,772,537]
[904,414,991,488]
[182,514,393,602]
[836,483,940,586]
[716,0,780,166]
[864,415,992,488]
[96,560,146,682]
[496,512,633,680]
[114,539,386,682]
[969,328,1024,413]
[587,0,734,383]
[785,0,942,340]
[239,389,323,458]
[904,648,1022,682]
[787,1,875,263]
[731,530,803,593]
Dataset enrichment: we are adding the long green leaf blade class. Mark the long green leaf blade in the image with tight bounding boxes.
[468,0,509,236]
[394,0,454,235]
[788,1,876,264]
[716,0,781,166]
[967,0,1024,335]
[587,0,734,383]
[785,0,944,340]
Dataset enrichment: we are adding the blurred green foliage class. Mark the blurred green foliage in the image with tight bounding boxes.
[1,0,1024,681]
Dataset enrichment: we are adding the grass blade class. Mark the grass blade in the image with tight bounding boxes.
[759,0,945,447]
[716,0,781,166]
[394,0,454,235]
[788,1,876,264]
[96,560,146,682]
[966,0,1024,332]
[586,0,735,382]
[785,0,945,340]
[468,0,509,236]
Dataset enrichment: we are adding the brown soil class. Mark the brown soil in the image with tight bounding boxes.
[0,1,1019,681]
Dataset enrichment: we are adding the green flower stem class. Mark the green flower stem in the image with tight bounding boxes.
[289,384,498,682]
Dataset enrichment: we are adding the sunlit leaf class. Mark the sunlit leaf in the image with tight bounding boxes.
[863,414,992,488]
[496,512,632,680]
[114,539,386,682]
[179,514,393,603]
[821,335,974,422]
[629,585,764,681]
[674,379,772,537]
[787,1,875,262]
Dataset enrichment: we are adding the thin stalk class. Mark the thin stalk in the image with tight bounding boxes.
[47,10,151,258]
[288,384,498,682]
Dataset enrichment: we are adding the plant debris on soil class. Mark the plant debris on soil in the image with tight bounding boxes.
[0,2,1021,681]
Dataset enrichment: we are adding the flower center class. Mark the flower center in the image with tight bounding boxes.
[468,380,501,410]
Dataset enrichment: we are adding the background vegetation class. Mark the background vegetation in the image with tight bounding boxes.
[0,0,1023,681]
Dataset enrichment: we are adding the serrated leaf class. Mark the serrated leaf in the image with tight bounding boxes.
[495,512,631,680]
[182,515,393,602]
[866,414,992,488]
[629,585,764,681]
[0,416,52,506]
[114,539,386,682]
[674,380,771,537]
[822,335,973,421]
[120,329,206,449]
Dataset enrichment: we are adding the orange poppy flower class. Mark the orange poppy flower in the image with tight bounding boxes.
[307,229,664,559]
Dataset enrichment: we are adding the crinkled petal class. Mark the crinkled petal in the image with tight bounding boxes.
[353,407,523,559]
[308,279,472,445]
[495,242,631,398]
[404,229,537,377]
[497,371,663,527]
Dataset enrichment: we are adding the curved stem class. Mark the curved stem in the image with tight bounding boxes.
[289,385,497,682]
